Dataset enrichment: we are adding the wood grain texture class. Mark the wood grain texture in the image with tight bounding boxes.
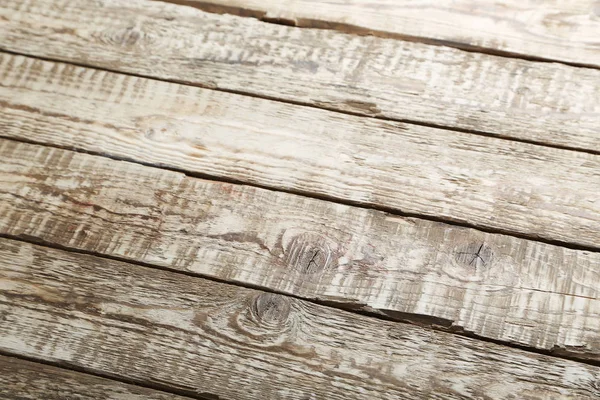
[1,0,600,153]
[1,54,599,249]
[163,0,600,68]
[1,238,600,400]
[0,355,190,400]
[1,139,600,362]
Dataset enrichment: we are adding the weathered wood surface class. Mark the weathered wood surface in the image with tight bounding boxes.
[2,0,600,153]
[2,140,600,362]
[1,238,599,400]
[1,54,599,249]
[166,0,600,68]
[0,355,189,400]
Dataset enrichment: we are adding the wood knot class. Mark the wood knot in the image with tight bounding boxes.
[284,233,335,274]
[454,242,493,269]
[118,26,143,46]
[138,116,178,141]
[252,293,291,327]
[99,25,149,48]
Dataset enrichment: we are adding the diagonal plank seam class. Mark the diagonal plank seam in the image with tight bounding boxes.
[3,0,599,153]
[2,48,599,157]
[2,134,598,253]
[153,0,600,70]
[2,232,599,369]
[0,350,214,400]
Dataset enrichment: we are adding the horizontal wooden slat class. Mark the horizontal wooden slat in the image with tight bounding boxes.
[0,356,189,400]
[1,54,598,249]
[1,238,599,399]
[165,0,600,68]
[1,139,599,362]
[1,0,599,153]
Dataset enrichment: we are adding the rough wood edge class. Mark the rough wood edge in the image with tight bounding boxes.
[156,0,600,69]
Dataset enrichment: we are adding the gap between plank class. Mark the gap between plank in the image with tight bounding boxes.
[154,0,600,71]
[2,230,600,369]
[2,134,599,253]
[2,48,598,157]
[0,351,216,400]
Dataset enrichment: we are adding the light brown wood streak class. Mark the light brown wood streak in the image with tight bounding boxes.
[1,139,599,362]
[0,54,598,249]
[1,0,599,153]
[159,0,600,68]
[0,355,191,400]
[1,238,599,399]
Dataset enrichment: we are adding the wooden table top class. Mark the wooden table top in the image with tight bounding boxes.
[1,0,599,398]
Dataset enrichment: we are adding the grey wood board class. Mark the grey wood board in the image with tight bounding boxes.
[1,238,600,399]
[1,139,599,362]
[159,0,600,68]
[1,53,599,250]
[1,0,600,152]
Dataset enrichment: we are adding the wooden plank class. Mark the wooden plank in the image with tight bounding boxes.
[0,355,189,400]
[1,0,599,153]
[1,140,600,362]
[1,54,599,250]
[1,238,599,400]
[164,0,600,68]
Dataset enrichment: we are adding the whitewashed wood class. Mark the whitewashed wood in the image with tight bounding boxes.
[166,0,600,68]
[0,356,189,400]
[1,54,599,249]
[1,238,599,399]
[1,0,600,153]
[1,140,600,362]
